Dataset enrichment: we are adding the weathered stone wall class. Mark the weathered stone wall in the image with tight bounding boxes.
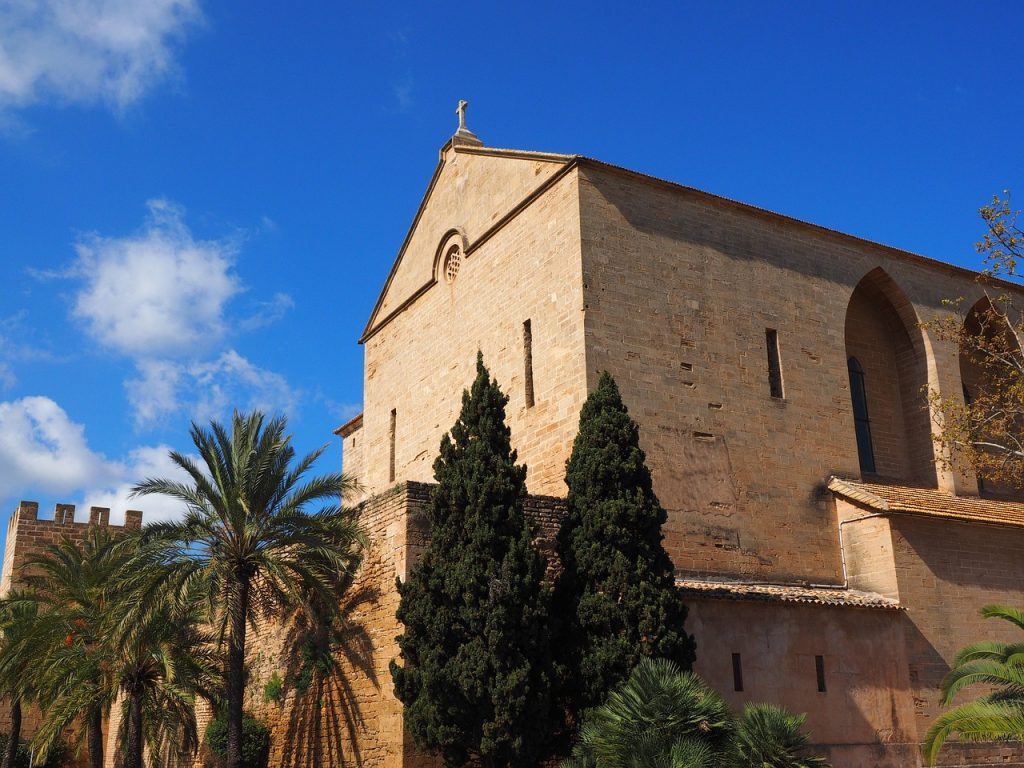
[576,162,991,584]
[237,483,568,768]
[236,483,429,768]
[353,147,587,501]
[0,501,142,597]
[237,483,944,768]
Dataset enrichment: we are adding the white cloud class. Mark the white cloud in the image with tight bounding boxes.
[0,395,194,524]
[0,396,119,493]
[126,349,297,427]
[0,0,202,113]
[72,198,240,358]
[189,350,297,424]
[81,444,193,524]
[37,200,298,429]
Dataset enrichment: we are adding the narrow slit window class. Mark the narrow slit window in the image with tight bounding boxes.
[847,357,876,474]
[523,319,535,408]
[815,655,826,693]
[963,383,985,493]
[765,328,784,398]
[389,408,397,483]
[732,653,744,692]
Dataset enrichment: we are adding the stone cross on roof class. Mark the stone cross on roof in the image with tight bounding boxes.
[451,99,482,147]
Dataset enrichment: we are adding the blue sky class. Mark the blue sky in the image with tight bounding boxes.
[0,1,1021,526]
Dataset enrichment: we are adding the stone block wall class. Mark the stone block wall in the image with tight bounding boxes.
[576,162,992,585]
[353,150,588,502]
[0,500,142,597]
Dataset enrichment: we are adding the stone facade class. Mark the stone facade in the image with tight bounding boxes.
[339,130,1024,767]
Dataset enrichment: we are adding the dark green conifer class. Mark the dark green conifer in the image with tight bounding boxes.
[554,371,696,716]
[391,353,554,768]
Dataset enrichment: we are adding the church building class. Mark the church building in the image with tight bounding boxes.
[331,106,1024,768]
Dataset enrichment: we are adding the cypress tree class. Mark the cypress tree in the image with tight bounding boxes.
[391,353,554,768]
[554,371,696,717]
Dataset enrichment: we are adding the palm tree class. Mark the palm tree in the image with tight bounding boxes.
[131,410,364,768]
[15,528,135,768]
[732,703,828,768]
[923,604,1024,765]
[0,596,39,768]
[107,595,219,768]
[562,658,735,768]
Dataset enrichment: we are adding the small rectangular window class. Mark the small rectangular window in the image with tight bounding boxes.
[732,653,744,692]
[389,408,397,483]
[766,328,784,399]
[523,319,535,408]
[815,655,826,693]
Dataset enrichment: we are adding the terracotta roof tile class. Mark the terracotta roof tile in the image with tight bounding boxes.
[828,477,1024,528]
[676,578,901,610]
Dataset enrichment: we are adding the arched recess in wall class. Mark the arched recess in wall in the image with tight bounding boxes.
[843,267,937,485]
[959,296,1021,497]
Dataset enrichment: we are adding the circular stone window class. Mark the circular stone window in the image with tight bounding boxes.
[443,246,462,283]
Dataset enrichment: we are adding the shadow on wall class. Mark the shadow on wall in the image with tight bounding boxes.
[277,583,381,768]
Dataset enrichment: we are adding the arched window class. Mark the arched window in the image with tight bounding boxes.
[843,268,935,483]
[848,356,876,474]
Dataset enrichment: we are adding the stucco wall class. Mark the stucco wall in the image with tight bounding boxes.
[688,599,918,768]
[891,516,1024,766]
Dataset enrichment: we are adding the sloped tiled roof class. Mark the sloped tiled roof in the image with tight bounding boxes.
[676,578,901,610]
[828,477,1024,528]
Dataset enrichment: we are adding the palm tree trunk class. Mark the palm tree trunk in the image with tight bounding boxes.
[226,578,250,768]
[88,707,104,768]
[1,698,21,768]
[125,691,144,768]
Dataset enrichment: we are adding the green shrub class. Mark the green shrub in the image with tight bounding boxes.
[204,712,270,768]
[732,703,829,768]
[262,671,284,704]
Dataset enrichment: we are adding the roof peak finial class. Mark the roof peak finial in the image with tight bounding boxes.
[451,99,482,147]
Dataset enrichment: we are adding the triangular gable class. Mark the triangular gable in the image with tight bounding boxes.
[360,143,574,342]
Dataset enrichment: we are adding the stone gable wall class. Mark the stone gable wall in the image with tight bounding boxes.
[354,166,587,501]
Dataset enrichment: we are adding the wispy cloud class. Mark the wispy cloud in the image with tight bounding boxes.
[240,292,294,332]
[0,311,65,387]
[0,0,203,116]
[126,350,297,428]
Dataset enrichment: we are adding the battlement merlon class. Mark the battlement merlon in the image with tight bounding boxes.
[7,501,145,531]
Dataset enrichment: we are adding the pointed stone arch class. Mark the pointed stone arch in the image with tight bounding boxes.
[959,295,1021,496]
[843,267,937,484]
